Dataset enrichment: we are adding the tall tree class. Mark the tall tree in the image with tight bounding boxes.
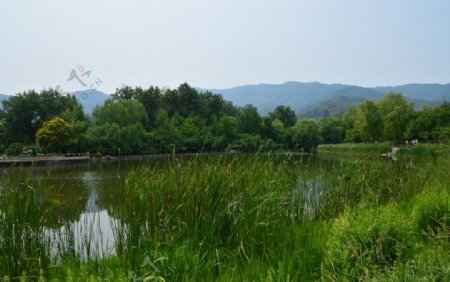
[92,99,149,127]
[112,86,162,128]
[319,116,345,144]
[177,83,205,117]
[269,105,297,127]
[343,106,363,142]
[87,99,149,155]
[378,92,414,143]
[359,100,383,142]
[292,119,322,152]
[237,105,262,135]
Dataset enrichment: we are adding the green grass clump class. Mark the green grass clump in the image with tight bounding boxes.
[318,142,393,156]
[412,187,449,240]
[323,180,450,281]
[323,203,416,280]
[0,178,51,280]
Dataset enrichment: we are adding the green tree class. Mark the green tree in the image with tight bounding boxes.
[237,105,262,135]
[87,99,149,155]
[113,86,162,128]
[177,83,206,117]
[179,116,208,152]
[93,99,149,127]
[343,106,363,142]
[161,88,181,118]
[35,117,78,153]
[319,116,345,144]
[359,100,383,142]
[2,89,85,144]
[269,105,297,127]
[378,93,414,143]
[292,119,322,152]
[406,102,450,142]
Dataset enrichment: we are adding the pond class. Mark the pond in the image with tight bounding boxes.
[0,154,431,259]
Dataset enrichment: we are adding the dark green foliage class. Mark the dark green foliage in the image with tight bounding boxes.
[1,89,85,144]
[113,85,162,127]
[5,142,24,156]
[292,119,322,152]
[319,116,345,144]
[92,99,148,127]
[86,99,148,155]
[86,123,146,155]
[378,92,414,144]
[268,105,297,127]
[406,103,450,142]
[237,104,262,135]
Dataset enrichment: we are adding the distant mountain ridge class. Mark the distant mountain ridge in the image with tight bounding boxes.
[73,89,111,114]
[203,81,450,117]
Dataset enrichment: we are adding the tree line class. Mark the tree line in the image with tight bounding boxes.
[0,83,449,156]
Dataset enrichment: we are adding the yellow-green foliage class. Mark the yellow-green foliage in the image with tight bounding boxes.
[35,117,77,153]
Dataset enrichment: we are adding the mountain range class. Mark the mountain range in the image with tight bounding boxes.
[1,82,449,118]
[205,82,449,118]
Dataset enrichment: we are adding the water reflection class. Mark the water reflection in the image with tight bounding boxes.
[292,176,326,220]
[0,161,132,255]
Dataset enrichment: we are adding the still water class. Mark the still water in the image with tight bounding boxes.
[0,160,153,257]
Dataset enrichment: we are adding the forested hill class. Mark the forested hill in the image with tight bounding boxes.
[203,82,449,117]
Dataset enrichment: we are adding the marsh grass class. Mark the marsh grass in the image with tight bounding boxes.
[0,152,448,280]
[318,142,393,155]
[396,143,450,158]
[0,172,51,280]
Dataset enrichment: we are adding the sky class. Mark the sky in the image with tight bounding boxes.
[1,0,450,95]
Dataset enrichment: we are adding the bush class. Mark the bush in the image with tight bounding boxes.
[5,142,24,156]
[412,189,450,239]
[323,203,416,280]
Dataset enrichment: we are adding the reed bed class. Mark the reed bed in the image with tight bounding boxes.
[0,153,448,281]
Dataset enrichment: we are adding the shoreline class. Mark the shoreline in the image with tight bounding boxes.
[0,151,310,167]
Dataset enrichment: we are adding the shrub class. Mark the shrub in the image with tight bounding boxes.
[5,142,24,156]
[412,189,450,239]
[323,203,416,280]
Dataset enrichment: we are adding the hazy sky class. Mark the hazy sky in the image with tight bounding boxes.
[1,0,450,94]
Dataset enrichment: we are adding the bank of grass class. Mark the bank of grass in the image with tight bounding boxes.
[318,142,393,155]
[323,185,450,281]
[396,143,450,158]
[0,153,449,280]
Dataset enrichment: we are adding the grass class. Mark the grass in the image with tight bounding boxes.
[0,153,448,281]
[318,142,393,155]
[396,143,450,158]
